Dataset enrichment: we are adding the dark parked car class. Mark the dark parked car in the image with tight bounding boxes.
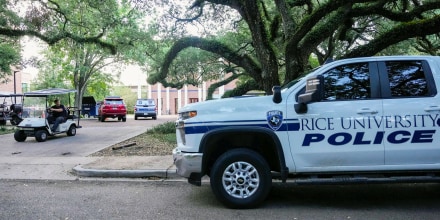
[134,99,157,120]
[98,96,127,122]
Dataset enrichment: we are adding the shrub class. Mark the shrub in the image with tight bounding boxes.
[147,121,175,134]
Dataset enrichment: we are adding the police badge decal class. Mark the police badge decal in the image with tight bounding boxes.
[267,110,283,131]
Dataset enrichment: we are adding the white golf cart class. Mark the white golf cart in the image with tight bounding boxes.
[14,88,81,142]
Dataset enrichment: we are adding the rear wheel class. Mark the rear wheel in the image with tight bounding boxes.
[14,130,27,142]
[153,116,157,120]
[122,117,126,122]
[134,116,138,120]
[210,148,272,209]
[35,130,48,142]
[100,116,105,122]
[67,125,76,136]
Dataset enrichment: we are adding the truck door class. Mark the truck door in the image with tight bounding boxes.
[287,61,385,172]
[380,60,440,165]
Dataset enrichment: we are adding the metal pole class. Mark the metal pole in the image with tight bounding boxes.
[13,71,19,103]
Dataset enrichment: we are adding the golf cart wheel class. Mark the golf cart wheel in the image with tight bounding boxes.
[35,130,48,142]
[14,130,27,142]
[83,113,89,118]
[210,148,272,209]
[67,125,76,136]
[122,117,126,122]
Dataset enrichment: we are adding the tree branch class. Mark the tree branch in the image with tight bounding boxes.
[152,36,261,87]
[344,15,440,58]
[0,28,116,54]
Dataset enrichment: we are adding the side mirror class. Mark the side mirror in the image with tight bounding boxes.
[294,75,323,114]
[272,86,282,104]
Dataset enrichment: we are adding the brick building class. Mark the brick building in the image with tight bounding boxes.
[145,79,238,115]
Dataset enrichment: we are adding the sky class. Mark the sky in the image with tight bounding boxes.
[20,37,147,86]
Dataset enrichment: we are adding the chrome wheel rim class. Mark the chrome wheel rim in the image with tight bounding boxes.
[222,161,259,199]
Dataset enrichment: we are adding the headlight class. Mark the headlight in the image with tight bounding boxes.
[179,111,197,120]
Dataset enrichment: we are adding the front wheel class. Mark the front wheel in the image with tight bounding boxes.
[210,148,272,209]
[14,130,27,142]
[35,130,48,142]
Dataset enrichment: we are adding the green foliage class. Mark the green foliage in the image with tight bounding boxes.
[150,0,440,95]
[111,86,137,114]
[0,42,20,79]
[147,121,175,134]
[26,0,152,110]
[0,126,15,135]
[145,121,177,145]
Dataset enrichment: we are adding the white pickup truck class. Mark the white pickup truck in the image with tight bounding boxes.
[173,56,440,208]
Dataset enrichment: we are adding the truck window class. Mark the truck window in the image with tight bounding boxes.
[321,62,370,101]
[386,61,429,97]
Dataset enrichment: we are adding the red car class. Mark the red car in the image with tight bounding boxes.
[98,96,127,122]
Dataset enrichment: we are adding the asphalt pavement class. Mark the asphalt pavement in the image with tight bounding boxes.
[0,115,180,180]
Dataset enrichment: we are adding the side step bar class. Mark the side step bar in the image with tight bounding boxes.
[272,172,440,185]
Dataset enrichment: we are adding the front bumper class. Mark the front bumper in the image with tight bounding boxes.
[135,112,156,117]
[172,148,202,179]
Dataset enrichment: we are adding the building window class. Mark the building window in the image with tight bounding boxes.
[189,98,198,103]
[22,83,29,93]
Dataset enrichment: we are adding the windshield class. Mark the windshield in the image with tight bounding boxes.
[136,100,155,106]
[22,97,47,118]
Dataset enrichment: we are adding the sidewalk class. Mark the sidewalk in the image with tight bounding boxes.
[72,155,180,179]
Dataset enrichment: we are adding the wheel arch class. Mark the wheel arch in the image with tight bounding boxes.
[199,126,289,182]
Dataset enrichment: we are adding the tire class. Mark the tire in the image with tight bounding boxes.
[14,130,27,142]
[84,113,89,118]
[118,117,122,121]
[100,116,105,122]
[67,125,76,136]
[210,148,272,209]
[35,130,48,142]
[134,116,138,120]
[122,117,126,122]
[153,116,157,120]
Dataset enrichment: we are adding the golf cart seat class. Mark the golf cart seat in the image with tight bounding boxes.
[66,107,78,120]
[10,104,22,113]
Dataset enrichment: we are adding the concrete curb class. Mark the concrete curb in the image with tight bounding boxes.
[72,165,180,179]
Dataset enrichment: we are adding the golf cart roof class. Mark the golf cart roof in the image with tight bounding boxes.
[24,88,77,97]
[0,92,23,97]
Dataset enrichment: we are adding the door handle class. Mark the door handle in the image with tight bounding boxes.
[424,106,440,112]
[357,108,378,114]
